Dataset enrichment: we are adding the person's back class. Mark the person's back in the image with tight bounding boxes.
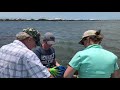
[64,30,120,78]
[75,44,118,78]
[0,40,30,78]
[0,40,50,78]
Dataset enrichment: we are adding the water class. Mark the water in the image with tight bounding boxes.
[0,21,120,66]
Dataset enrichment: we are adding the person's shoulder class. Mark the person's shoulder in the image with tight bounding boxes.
[22,47,33,54]
[75,50,85,55]
[71,51,82,58]
[0,41,14,49]
[23,48,39,59]
[103,49,117,56]
[0,44,9,49]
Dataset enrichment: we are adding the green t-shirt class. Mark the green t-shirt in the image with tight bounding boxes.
[69,44,119,78]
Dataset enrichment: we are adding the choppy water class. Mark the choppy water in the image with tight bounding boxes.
[0,21,120,66]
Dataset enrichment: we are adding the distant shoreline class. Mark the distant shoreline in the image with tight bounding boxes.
[0,18,120,21]
[1,19,120,21]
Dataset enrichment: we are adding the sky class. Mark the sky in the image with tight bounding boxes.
[0,12,120,20]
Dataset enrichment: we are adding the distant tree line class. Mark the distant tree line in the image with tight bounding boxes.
[0,19,120,21]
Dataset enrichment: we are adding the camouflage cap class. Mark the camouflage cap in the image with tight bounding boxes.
[23,28,40,38]
[23,27,41,46]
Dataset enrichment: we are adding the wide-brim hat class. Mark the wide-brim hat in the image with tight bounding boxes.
[79,30,96,44]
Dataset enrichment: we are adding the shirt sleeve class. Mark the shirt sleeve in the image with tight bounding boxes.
[114,63,119,70]
[69,52,81,70]
[24,52,51,78]
[114,56,119,71]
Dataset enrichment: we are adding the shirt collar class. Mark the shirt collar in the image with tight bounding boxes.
[85,44,103,50]
[13,40,28,48]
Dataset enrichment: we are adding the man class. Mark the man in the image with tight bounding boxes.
[64,30,120,78]
[0,28,52,78]
[32,32,66,78]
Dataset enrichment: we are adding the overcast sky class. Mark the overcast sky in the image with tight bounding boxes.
[0,12,120,20]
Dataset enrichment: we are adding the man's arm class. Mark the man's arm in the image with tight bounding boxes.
[52,59,60,66]
[24,52,52,78]
[55,60,60,66]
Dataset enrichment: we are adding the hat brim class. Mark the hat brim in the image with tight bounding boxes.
[78,38,84,45]
[47,41,55,45]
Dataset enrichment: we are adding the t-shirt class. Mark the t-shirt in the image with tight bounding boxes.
[32,46,56,68]
[69,44,119,78]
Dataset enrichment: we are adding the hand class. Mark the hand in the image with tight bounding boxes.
[49,66,66,78]
[49,67,59,77]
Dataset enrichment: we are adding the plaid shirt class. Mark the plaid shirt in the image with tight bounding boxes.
[0,40,50,78]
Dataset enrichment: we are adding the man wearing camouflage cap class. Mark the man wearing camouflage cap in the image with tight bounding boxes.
[0,28,53,78]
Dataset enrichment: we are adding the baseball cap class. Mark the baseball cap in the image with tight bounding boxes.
[43,32,55,45]
[79,30,97,44]
[23,27,41,46]
[23,28,40,38]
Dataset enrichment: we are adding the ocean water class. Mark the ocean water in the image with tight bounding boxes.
[0,21,120,66]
